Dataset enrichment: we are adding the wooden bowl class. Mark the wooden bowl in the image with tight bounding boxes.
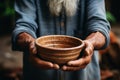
[35,35,84,65]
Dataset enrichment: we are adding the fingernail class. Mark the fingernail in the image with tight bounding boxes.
[68,62,72,66]
[54,65,60,69]
[49,63,54,68]
[63,66,67,70]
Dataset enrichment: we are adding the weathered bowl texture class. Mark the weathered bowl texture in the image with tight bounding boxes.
[35,35,84,65]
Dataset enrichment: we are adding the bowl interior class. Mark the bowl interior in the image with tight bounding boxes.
[36,35,83,49]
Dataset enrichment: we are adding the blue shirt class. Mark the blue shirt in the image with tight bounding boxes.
[12,0,110,80]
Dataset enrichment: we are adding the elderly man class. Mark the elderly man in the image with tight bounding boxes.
[12,0,110,80]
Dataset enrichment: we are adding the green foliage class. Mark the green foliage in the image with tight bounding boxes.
[106,11,116,24]
[0,0,15,17]
[4,7,15,16]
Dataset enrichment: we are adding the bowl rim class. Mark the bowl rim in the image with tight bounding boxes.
[35,35,85,51]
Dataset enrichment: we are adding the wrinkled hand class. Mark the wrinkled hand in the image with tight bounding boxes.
[17,32,59,70]
[61,40,94,71]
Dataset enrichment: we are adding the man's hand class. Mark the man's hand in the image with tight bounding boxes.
[17,32,60,70]
[61,31,105,71]
[61,40,94,71]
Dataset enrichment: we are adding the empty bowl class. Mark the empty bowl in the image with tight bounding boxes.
[35,35,85,65]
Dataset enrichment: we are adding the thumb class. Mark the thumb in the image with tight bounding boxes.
[29,41,37,55]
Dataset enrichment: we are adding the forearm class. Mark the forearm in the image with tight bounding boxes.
[85,31,106,49]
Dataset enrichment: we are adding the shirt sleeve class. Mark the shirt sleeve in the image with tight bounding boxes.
[12,0,38,51]
[85,0,111,49]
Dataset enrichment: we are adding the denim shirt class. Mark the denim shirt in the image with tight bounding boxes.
[12,0,110,80]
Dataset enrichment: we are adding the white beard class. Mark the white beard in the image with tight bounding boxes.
[48,0,79,16]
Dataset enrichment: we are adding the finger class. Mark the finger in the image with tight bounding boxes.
[29,41,37,54]
[68,56,91,67]
[29,55,54,69]
[84,46,93,56]
[84,41,94,56]
[53,64,60,69]
[67,58,84,67]
[35,58,53,69]
[62,65,85,71]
